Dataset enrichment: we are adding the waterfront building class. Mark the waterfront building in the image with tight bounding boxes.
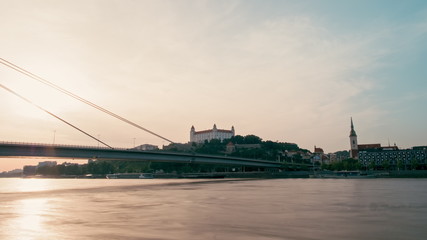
[312,146,326,163]
[37,161,57,167]
[348,118,427,169]
[133,144,159,151]
[190,124,235,143]
[327,153,337,163]
[226,142,236,153]
[283,150,312,163]
[359,146,427,169]
[348,118,381,159]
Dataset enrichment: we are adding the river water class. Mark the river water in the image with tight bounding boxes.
[1,178,426,240]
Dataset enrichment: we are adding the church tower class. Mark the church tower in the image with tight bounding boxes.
[349,117,358,158]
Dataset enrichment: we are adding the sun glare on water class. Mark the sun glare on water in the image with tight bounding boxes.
[6,197,58,240]
[13,178,53,192]
[1,179,60,239]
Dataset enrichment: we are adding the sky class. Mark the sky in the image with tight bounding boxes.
[1,0,427,171]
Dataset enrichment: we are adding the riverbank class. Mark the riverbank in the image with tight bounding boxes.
[383,170,427,178]
[172,170,427,179]
[10,170,427,179]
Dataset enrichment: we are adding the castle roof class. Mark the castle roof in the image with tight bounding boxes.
[194,129,233,134]
[192,124,234,135]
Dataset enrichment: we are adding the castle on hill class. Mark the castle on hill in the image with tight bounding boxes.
[190,124,235,143]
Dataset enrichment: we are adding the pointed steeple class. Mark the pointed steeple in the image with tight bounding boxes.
[349,117,359,158]
[349,117,357,137]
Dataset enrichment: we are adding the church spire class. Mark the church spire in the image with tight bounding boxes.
[350,117,357,137]
[349,117,359,158]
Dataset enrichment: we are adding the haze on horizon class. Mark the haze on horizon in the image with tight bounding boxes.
[1,0,427,171]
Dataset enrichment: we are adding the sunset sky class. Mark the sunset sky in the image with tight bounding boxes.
[1,0,427,171]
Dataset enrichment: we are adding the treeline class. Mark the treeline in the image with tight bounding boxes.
[24,135,308,176]
[321,159,361,171]
[25,161,152,176]
[25,161,248,176]
[166,134,305,161]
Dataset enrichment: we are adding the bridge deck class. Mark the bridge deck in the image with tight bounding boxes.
[0,142,283,168]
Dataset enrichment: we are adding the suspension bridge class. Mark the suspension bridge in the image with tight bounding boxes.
[0,58,285,169]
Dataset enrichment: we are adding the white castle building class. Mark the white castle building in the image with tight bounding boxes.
[190,124,235,143]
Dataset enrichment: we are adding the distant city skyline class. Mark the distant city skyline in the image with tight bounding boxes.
[1,0,427,171]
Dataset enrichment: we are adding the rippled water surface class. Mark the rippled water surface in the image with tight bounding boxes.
[1,178,427,240]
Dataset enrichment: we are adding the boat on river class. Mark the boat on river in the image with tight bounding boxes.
[309,171,376,179]
[179,173,225,179]
[106,173,154,179]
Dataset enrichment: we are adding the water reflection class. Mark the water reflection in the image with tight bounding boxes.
[7,198,57,240]
[1,179,426,240]
[11,178,52,193]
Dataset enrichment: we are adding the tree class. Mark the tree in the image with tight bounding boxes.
[292,154,302,163]
[397,159,404,171]
[87,161,115,174]
[369,160,376,170]
[243,135,262,144]
[325,162,333,170]
[382,159,390,170]
[410,158,419,170]
[335,158,359,171]
[329,161,343,171]
[195,139,224,155]
[36,165,58,175]
[355,161,362,171]
[229,135,245,144]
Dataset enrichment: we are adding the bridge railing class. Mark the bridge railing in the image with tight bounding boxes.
[0,141,129,151]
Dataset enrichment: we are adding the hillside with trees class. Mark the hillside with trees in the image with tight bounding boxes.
[22,134,309,176]
[165,134,304,160]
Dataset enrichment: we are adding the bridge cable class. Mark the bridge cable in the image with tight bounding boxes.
[0,83,114,149]
[0,58,175,144]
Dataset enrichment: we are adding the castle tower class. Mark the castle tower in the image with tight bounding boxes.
[190,126,195,143]
[349,117,358,158]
